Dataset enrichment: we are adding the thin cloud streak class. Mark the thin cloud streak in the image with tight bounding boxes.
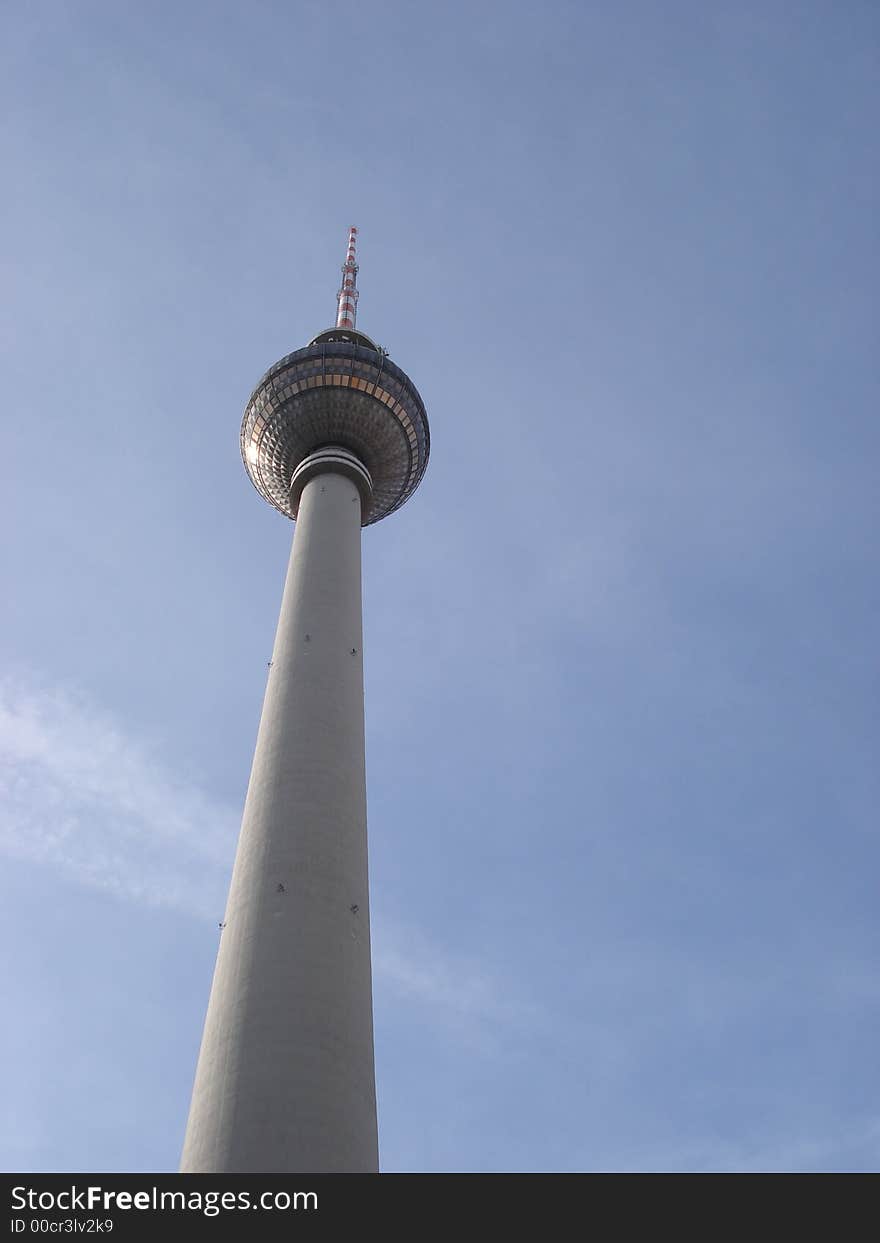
[0,674,236,918]
[373,925,546,1044]
[581,1116,880,1174]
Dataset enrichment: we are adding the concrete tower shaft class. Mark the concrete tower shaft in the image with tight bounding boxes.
[181,466,377,1172]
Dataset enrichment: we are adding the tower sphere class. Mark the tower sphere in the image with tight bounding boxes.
[241,326,430,526]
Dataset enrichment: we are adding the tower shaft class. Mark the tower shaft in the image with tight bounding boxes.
[181,467,378,1173]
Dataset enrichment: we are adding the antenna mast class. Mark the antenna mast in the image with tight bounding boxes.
[336,226,359,329]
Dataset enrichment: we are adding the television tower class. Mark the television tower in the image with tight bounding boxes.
[180,228,430,1173]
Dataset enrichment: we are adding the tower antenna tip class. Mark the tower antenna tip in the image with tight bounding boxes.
[336,227,359,330]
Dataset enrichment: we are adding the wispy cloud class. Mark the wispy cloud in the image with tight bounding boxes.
[0,674,238,918]
[373,922,545,1046]
[375,937,499,1014]
[581,1116,880,1174]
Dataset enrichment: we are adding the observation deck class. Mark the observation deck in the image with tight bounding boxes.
[241,327,430,527]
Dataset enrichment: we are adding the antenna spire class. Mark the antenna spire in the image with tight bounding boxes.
[336,226,359,330]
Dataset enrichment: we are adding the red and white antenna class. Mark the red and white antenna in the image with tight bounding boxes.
[336,226,359,329]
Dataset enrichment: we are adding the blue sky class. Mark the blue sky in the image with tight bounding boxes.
[1,0,878,1172]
